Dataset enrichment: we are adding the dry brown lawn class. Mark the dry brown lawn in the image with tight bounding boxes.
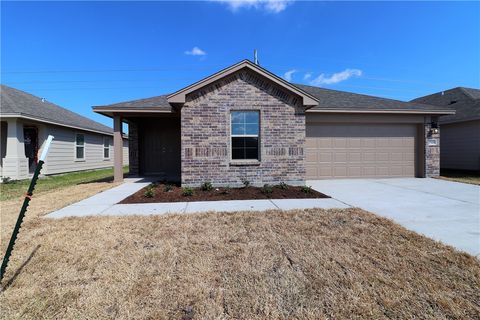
[1,181,117,252]
[436,174,480,186]
[0,188,479,320]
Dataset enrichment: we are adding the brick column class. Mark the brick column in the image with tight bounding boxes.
[113,115,124,182]
[424,116,440,177]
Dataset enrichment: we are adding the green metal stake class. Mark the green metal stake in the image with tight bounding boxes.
[0,135,54,282]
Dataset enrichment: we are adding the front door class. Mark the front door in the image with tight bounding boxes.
[139,118,181,181]
[24,127,38,173]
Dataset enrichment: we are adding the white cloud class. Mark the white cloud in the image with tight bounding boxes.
[303,72,312,81]
[283,69,296,82]
[184,46,207,56]
[310,69,363,86]
[213,0,294,13]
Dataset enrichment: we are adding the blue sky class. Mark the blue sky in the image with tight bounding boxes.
[2,1,479,128]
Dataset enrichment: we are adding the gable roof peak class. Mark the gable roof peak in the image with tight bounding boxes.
[167,59,319,107]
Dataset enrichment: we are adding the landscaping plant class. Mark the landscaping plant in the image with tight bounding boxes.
[240,177,250,188]
[261,184,273,195]
[144,185,155,198]
[182,187,194,196]
[164,184,173,192]
[301,185,313,194]
[201,181,213,191]
[277,182,288,190]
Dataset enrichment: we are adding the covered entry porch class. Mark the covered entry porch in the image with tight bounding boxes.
[95,108,181,183]
[0,117,44,180]
[128,115,181,181]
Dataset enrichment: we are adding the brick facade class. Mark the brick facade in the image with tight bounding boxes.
[181,69,306,187]
[424,116,440,177]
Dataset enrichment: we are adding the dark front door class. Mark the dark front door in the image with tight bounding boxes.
[24,127,38,173]
[139,118,181,181]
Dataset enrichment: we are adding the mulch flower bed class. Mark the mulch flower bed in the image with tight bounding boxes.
[119,182,330,204]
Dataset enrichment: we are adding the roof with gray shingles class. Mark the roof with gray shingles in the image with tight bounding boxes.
[95,83,453,114]
[1,85,113,134]
[411,87,480,123]
[94,94,173,111]
[294,84,453,112]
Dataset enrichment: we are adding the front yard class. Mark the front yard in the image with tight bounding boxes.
[0,166,128,201]
[1,186,479,319]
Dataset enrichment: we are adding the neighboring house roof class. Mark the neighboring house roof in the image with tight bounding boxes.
[93,60,455,116]
[412,87,480,123]
[1,84,113,135]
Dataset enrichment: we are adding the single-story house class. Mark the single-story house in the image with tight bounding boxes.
[412,87,480,172]
[0,85,129,180]
[93,60,454,186]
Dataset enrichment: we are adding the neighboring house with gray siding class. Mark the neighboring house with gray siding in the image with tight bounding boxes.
[93,60,454,185]
[0,85,128,180]
[412,87,480,172]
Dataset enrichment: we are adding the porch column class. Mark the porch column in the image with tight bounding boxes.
[113,114,124,183]
[2,118,28,180]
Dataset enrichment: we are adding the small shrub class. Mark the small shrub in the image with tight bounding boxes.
[144,185,155,198]
[182,187,194,197]
[240,177,250,188]
[261,184,273,195]
[301,185,313,194]
[163,184,173,192]
[277,182,288,190]
[201,181,213,191]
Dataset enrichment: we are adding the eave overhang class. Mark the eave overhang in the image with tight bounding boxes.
[306,109,456,115]
[92,106,175,118]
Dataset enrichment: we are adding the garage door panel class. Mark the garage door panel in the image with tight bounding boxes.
[306,152,318,162]
[319,152,332,162]
[348,152,362,162]
[348,138,362,148]
[334,152,347,162]
[333,138,347,148]
[306,123,416,179]
[334,167,347,177]
[348,167,362,176]
[362,139,376,148]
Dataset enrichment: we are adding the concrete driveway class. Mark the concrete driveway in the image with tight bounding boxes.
[309,178,480,257]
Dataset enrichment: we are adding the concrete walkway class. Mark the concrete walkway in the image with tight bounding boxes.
[46,179,349,219]
[309,178,480,256]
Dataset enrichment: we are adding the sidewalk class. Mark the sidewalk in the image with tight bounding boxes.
[46,180,349,218]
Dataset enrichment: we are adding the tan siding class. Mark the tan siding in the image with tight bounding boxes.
[441,120,480,171]
[41,125,128,175]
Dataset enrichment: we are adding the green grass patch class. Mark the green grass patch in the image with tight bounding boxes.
[0,166,129,201]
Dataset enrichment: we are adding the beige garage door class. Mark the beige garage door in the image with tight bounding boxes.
[306,123,416,179]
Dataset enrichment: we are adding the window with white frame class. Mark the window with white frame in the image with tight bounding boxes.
[231,111,259,160]
[103,136,110,159]
[75,133,85,160]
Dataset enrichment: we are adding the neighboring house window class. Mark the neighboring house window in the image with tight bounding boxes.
[231,111,259,160]
[75,133,85,160]
[103,136,110,159]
